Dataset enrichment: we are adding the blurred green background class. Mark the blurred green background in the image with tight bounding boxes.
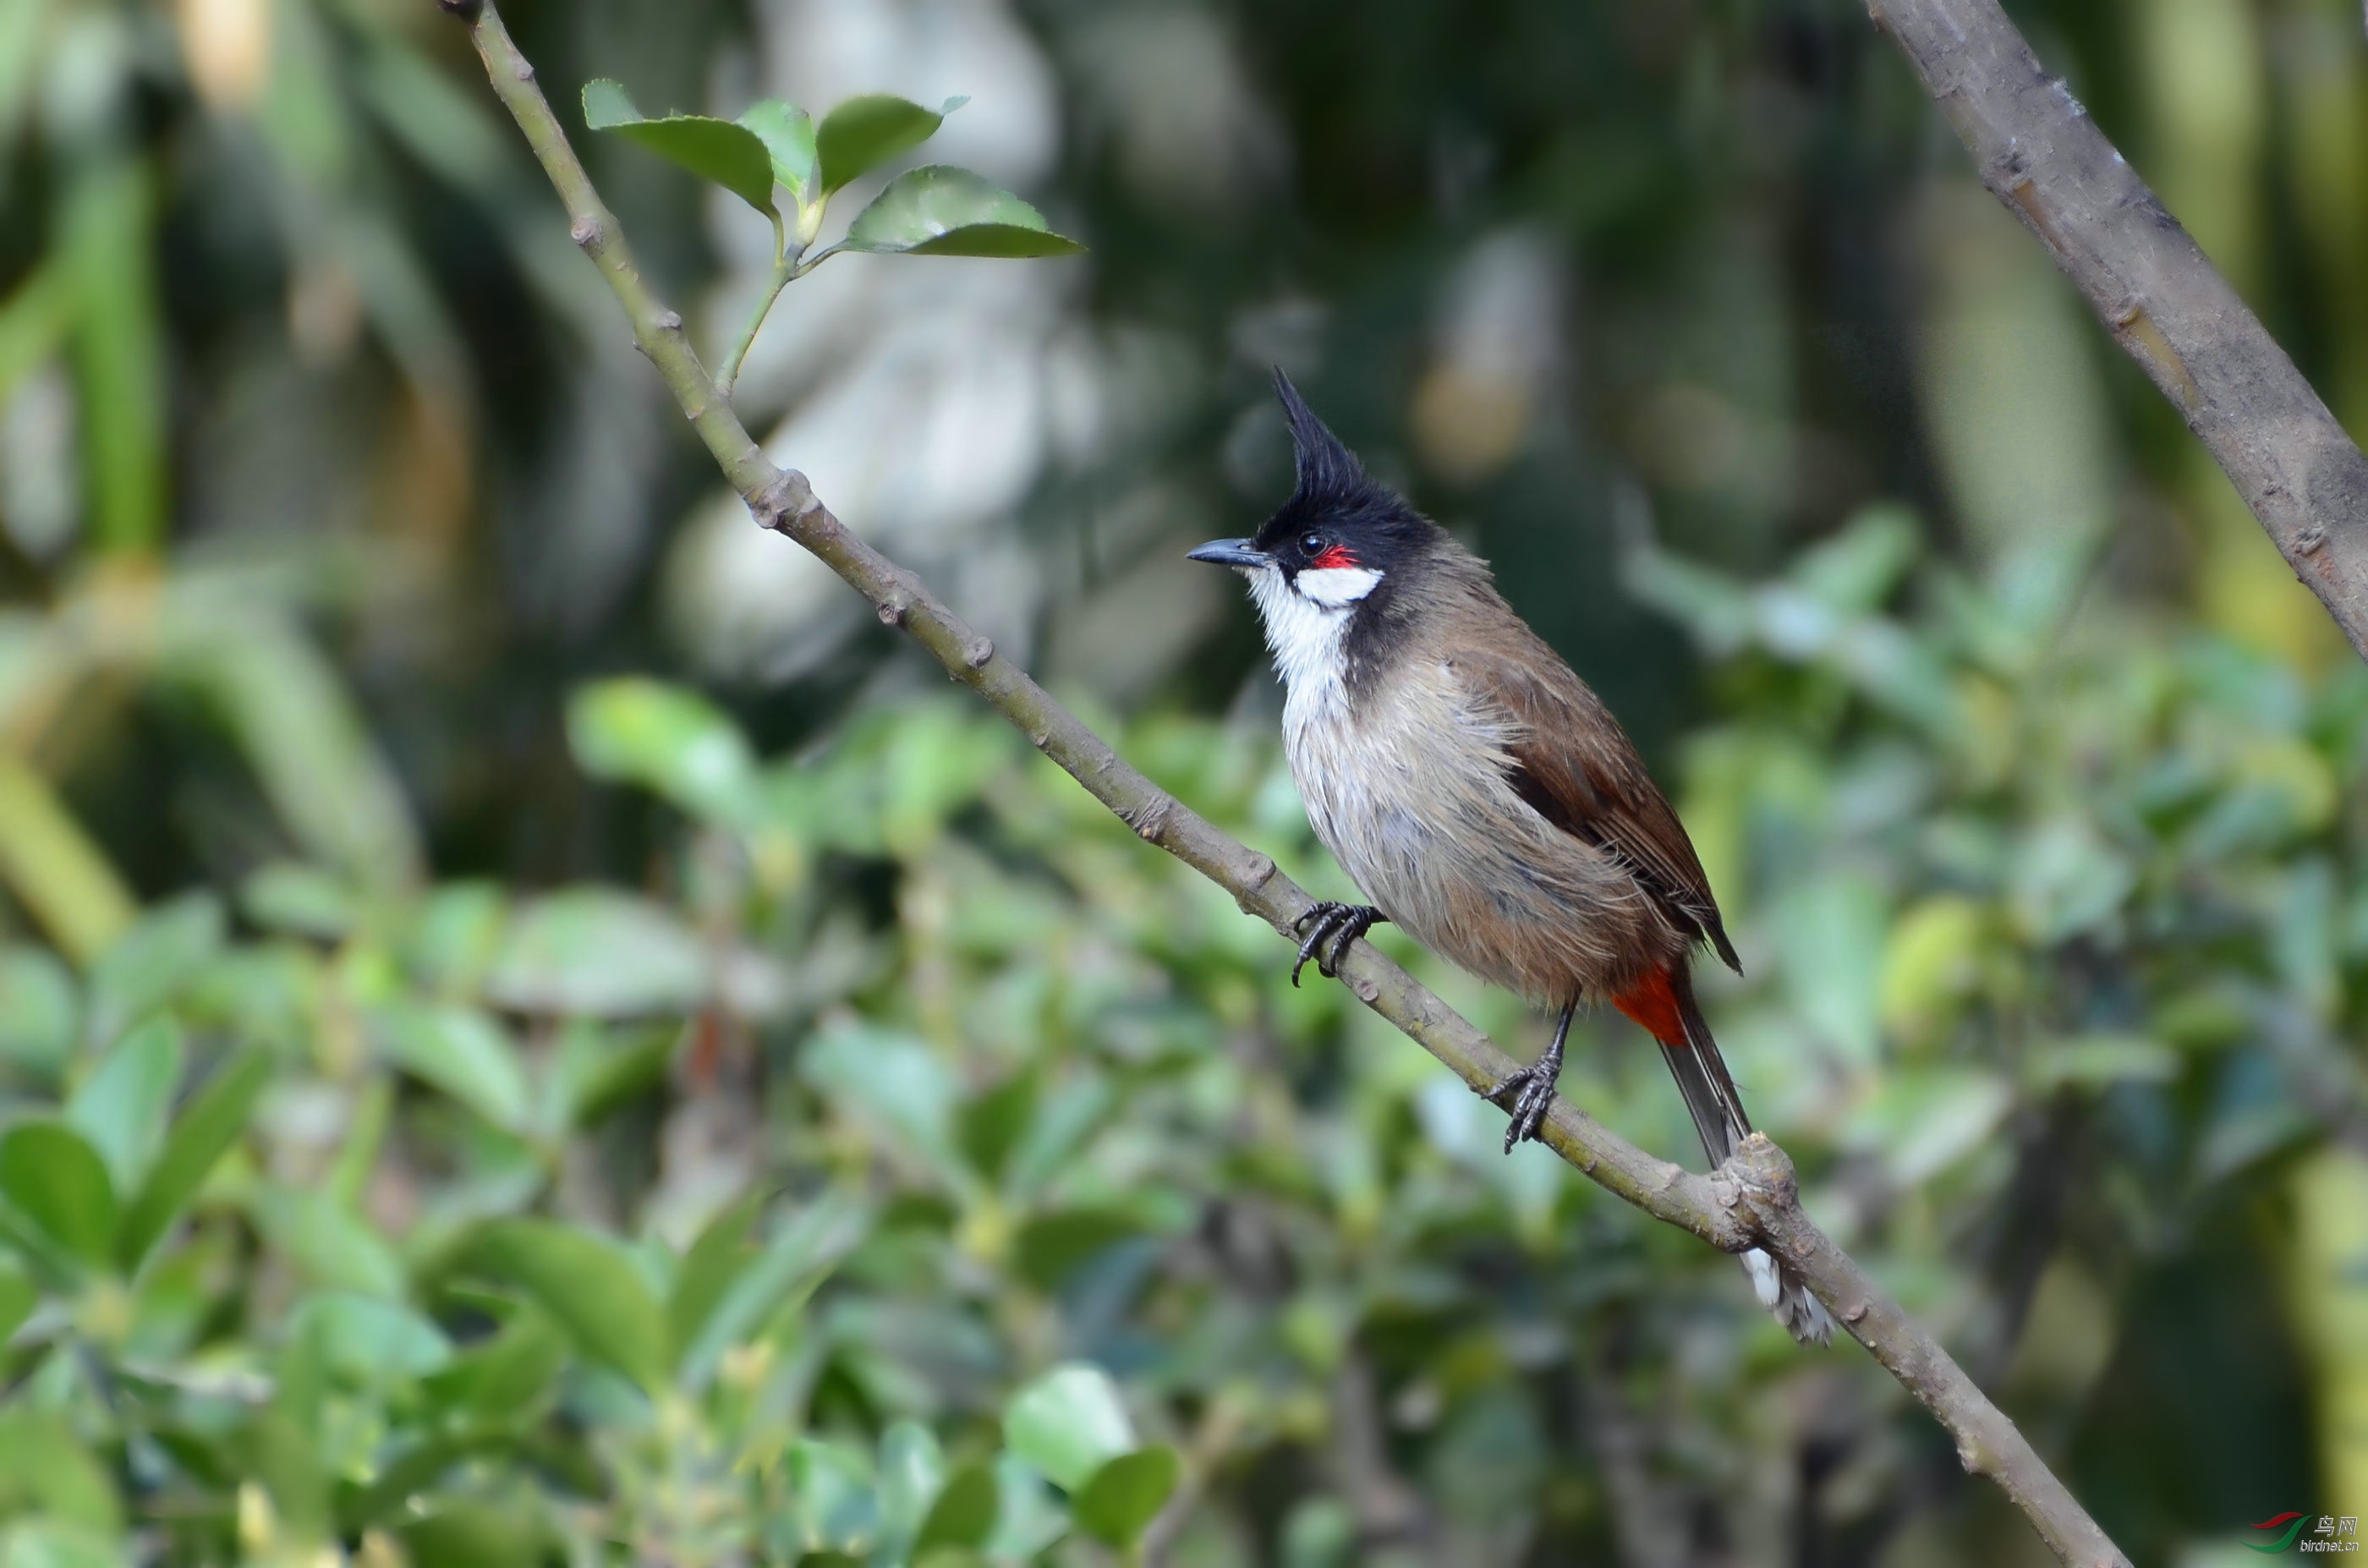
[0,0,2365,1563]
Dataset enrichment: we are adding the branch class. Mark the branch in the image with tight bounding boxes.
[438,5,2130,1563]
[715,207,797,399]
[1868,0,2368,660]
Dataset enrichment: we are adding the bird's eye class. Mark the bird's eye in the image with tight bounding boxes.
[1299,532,1325,556]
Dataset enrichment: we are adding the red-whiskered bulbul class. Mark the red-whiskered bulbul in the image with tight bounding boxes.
[1188,370,1834,1345]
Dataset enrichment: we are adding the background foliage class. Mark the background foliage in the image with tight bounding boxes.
[0,0,2365,1563]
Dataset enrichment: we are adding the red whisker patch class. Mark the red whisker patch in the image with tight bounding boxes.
[1310,544,1358,570]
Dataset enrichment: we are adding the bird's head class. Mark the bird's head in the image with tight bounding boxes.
[1187,371,1445,670]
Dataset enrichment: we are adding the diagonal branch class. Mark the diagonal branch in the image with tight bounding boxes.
[436,4,2130,1563]
[1868,0,2368,659]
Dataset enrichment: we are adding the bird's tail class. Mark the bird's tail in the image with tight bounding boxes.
[1613,964,1834,1346]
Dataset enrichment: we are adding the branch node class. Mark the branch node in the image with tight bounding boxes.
[963,634,995,669]
[570,217,600,249]
[1843,1301,1870,1326]
[1028,730,1050,750]
[2298,525,2328,555]
[1242,853,1276,891]
[1729,1129,1799,1204]
[435,0,481,16]
[877,596,911,628]
[654,310,683,332]
[753,471,835,544]
[1351,974,1379,1002]
[513,58,534,82]
[1132,798,1173,842]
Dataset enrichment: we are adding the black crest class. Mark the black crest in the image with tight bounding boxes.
[1274,368,1373,510]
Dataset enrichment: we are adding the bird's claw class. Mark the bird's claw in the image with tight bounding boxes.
[1487,1061,1560,1152]
[1486,1010,1571,1153]
[1290,902,1385,987]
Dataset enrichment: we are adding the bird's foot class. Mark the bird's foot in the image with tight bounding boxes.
[1291,902,1386,987]
[1485,1010,1571,1152]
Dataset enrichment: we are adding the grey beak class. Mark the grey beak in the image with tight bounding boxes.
[1187,538,1273,569]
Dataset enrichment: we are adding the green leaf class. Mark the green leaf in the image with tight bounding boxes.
[240,1410,332,1544]
[547,1022,677,1132]
[0,764,136,968]
[172,617,422,896]
[0,1122,115,1268]
[63,152,165,553]
[65,1014,182,1195]
[374,1003,531,1133]
[85,892,222,1048]
[473,1220,668,1395]
[678,1194,869,1388]
[0,1409,121,1532]
[1003,1363,1137,1491]
[799,1024,962,1180]
[407,881,507,995]
[568,677,761,826]
[877,1420,946,1546]
[0,1521,124,1568]
[128,1227,234,1361]
[239,862,359,940]
[287,1291,450,1384]
[252,1187,407,1299]
[816,94,945,194]
[1839,1065,2015,1187]
[1013,1206,1144,1292]
[392,1502,549,1568]
[417,1308,567,1423]
[115,1046,266,1272]
[913,1463,999,1554]
[582,78,776,217]
[667,1191,761,1371]
[345,1432,515,1531]
[1071,1446,1181,1549]
[786,1439,880,1555]
[2024,1033,2181,1091]
[984,1453,1070,1560]
[902,223,1088,258]
[738,97,818,204]
[0,947,76,1080]
[0,1258,36,1345]
[840,167,1083,258]
[956,1066,1036,1181]
[485,890,707,1017]
[0,260,69,408]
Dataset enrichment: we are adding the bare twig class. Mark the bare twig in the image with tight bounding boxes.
[1868,0,2368,659]
[440,5,2130,1563]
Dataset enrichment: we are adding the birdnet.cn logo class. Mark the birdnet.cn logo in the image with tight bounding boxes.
[2246,1513,2360,1554]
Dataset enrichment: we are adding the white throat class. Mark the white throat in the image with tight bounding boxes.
[1243,563,1383,715]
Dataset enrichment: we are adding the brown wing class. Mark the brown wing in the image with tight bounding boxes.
[1448,641,1741,973]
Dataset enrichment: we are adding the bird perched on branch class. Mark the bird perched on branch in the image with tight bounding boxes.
[1188,370,1834,1346]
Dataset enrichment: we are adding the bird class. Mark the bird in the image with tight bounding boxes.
[1187,370,1834,1346]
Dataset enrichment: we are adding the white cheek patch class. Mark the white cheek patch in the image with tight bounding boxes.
[1294,566,1383,607]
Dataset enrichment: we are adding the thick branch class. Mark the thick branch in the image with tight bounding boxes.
[442,6,2130,1564]
[1869,0,2368,659]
